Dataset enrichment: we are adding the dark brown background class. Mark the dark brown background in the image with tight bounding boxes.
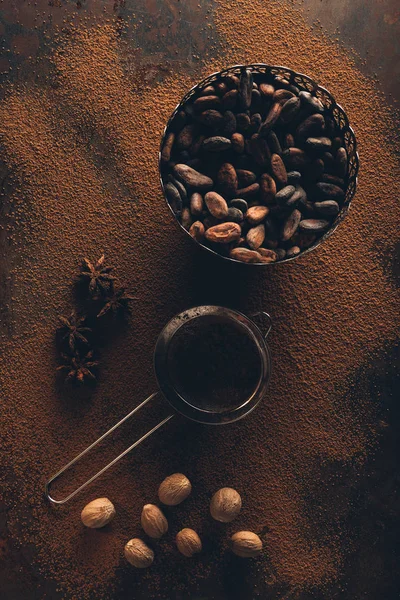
[0,1,399,599]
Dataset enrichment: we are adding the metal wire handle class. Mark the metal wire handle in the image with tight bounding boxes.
[45,392,174,505]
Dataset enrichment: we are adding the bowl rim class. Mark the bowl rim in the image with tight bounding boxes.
[159,63,360,266]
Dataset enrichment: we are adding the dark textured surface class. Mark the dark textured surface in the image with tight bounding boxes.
[0,1,399,599]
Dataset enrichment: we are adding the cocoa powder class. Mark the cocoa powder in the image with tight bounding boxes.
[0,1,399,599]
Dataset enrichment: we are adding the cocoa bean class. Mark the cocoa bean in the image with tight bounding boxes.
[222,89,238,110]
[246,205,270,225]
[315,182,345,200]
[264,239,279,249]
[225,74,240,89]
[305,137,332,152]
[181,207,193,229]
[275,185,296,205]
[267,131,282,155]
[258,103,282,137]
[258,248,277,262]
[319,173,345,187]
[231,132,245,154]
[236,183,260,199]
[299,91,324,114]
[248,134,271,167]
[298,218,330,232]
[296,113,325,141]
[295,232,317,249]
[250,113,262,133]
[275,248,287,260]
[287,171,301,184]
[287,185,306,207]
[176,124,197,150]
[189,221,205,241]
[168,175,188,204]
[193,95,221,111]
[273,89,295,103]
[215,81,228,95]
[239,68,253,109]
[220,110,237,137]
[259,83,275,98]
[283,147,310,170]
[202,136,232,152]
[286,245,301,258]
[197,109,224,128]
[205,191,229,219]
[270,153,288,186]
[165,182,182,215]
[281,209,301,241]
[280,96,301,124]
[322,152,335,172]
[259,173,277,204]
[217,163,238,198]
[230,247,263,263]
[314,200,340,216]
[284,133,295,148]
[205,222,241,243]
[332,136,342,152]
[200,85,216,96]
[161,132,175,162]
[251,89,261,109]
[173,164,214,191]
[336,147,348,177]
[190,192,204,216]
[236,169,256,187]
[236,113,251,133]
[230,198,248,213]
[227,207,244,223]
[246,224,265,249]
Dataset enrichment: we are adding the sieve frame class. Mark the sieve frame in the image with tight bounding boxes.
[159,63,359,266]
[154,305,272,425]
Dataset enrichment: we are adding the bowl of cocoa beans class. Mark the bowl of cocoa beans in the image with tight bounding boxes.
[159,64,359,264]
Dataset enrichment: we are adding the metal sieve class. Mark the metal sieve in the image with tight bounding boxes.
[45,305,272,504]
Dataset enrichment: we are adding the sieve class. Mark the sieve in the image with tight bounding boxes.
[45,305,272,504]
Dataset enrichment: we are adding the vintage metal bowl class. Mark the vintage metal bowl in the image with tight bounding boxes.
[159,64,359,265]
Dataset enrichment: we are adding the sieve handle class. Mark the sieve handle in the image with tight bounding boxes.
[251,311,272,339]
[45,392,174,505]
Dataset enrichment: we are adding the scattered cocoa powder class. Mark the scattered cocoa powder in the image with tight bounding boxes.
[0,1,399,599]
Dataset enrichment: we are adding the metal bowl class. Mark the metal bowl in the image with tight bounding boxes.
[159,64,359,265]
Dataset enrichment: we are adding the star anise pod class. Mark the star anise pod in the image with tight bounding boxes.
[57,350,98,385]
[97,287,134,318]
[81,254,114,298]
[58,311,92,352]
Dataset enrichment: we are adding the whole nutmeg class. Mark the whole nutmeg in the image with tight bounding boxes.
[231,531,263,558]
[210,487,242,523]
[176,528,202,557]
[80,497,116,529]
[124,538,154,568]
[158,473,192,506]
[141,504,168,539]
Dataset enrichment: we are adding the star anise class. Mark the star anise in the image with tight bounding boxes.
[81,254,114,298]
[58,311,92,352]
[57,350,98,385]
[97,287,134,318]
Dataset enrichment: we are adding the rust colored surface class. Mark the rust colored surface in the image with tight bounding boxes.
[0,1,399,600]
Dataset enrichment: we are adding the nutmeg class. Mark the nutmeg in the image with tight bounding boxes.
[230,531,263,557]
[158,473,192,506]
[176,528,202,557]
[80,497,116,529]
[210,487,242,523]
[140,504,168,539]
[124,538,154,568]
